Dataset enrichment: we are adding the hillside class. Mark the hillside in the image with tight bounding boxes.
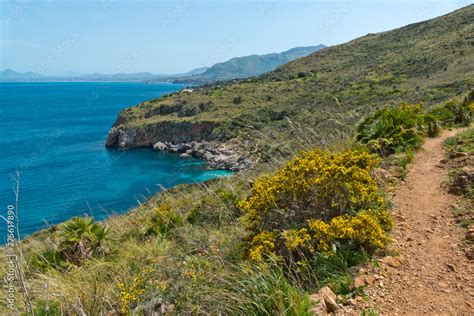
[157,45,326,84]
[106,5,473,169]
[2,5,474,315]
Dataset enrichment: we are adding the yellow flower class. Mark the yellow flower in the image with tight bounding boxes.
[239,148,391,262]
[282,228,311,250]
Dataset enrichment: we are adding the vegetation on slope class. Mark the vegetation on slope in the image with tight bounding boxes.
[110,5,473,161]
[4,95,469,315]
[443,127,473,234]
[1,5,474,315]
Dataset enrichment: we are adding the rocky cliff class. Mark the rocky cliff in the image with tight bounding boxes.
[105,5,474,171]
[105,120,218,148]
[105,103,252,171]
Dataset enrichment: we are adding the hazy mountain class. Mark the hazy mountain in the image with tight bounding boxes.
[186,67,209,76]
[1,46,325,83]
[158,45,326,84]
[0,68,44,81]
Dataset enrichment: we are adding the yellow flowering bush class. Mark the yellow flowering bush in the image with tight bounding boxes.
[239,148,392,262]
[116,276,145,313]
[248,231,277,262]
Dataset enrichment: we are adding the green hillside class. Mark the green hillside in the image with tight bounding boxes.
[3,5,474,315]
[108,5,473,163]
[159,45,325,84]
[194,45,326,81]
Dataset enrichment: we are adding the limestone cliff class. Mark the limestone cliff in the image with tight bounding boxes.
[105,119,218,148]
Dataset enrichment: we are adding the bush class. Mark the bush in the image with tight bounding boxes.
[58,217,110,265]
[428,96,473,128]
[233,95,242,104]
[116,275,146,313]
[32,299,61,316]
[424,114,440,137]
[146,203,183,236]
[186,190,240,227]
[28,249,73,272]
[356,103,427,156]
[238,148,391,264]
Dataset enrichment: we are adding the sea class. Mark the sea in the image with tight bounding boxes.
[0,82,230,241]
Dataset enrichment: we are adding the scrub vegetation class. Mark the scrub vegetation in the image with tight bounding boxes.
[1,5,473,315]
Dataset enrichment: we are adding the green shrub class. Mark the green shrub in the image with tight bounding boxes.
[31,299,61,316]
[146,203,183,236]
[356,103,426,156]
[428,96,473,127]
[28,249,73,272]
[444,128,474,153]
[59,217,110,265]
[289,248,368,294]
[424,114,440,137]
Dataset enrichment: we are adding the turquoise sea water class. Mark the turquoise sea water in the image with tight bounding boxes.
[0,82,230,241]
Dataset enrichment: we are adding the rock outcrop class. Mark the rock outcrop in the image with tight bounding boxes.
[151,139,251,171]
[105,113,252,171]
[105,120,218,148]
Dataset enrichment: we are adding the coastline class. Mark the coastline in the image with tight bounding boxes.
[0,82,232,240]
[105,117,253,171]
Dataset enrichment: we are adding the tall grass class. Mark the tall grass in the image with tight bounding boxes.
[220,258,311,316]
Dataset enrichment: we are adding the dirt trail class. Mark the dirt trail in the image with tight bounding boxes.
[360,128,473,314]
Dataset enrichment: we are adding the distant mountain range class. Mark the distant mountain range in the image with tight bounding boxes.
[153,45,326,84]
[0,68,44,81]
[0,69,166,82]
[0,45,325,84]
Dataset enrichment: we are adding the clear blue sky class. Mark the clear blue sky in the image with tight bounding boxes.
[0,0,471,75]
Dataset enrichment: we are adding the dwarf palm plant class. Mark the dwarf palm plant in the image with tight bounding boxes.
[88,224,110,257]
[356,103,426,156]
[59,217,109,264]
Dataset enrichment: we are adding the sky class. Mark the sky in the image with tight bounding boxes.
[0,0,471,75]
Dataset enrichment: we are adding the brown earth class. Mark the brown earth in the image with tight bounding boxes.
[344,128,473,315]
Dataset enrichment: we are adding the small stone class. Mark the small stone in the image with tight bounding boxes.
[380,256,405,268]
[177,143,192,153]
[438,282,449,289]
[449,152,468,159]
[169,145,178,153]
[364,275,376,286]
[179,153,191,158]
[446,264,456,272]
[343,298,356,306]
[466,227,474,241]
[309,294,327,315]
[202,151,214,161]
[353,277,365,288]
[318,286,340,313]
[153,141,168,151]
